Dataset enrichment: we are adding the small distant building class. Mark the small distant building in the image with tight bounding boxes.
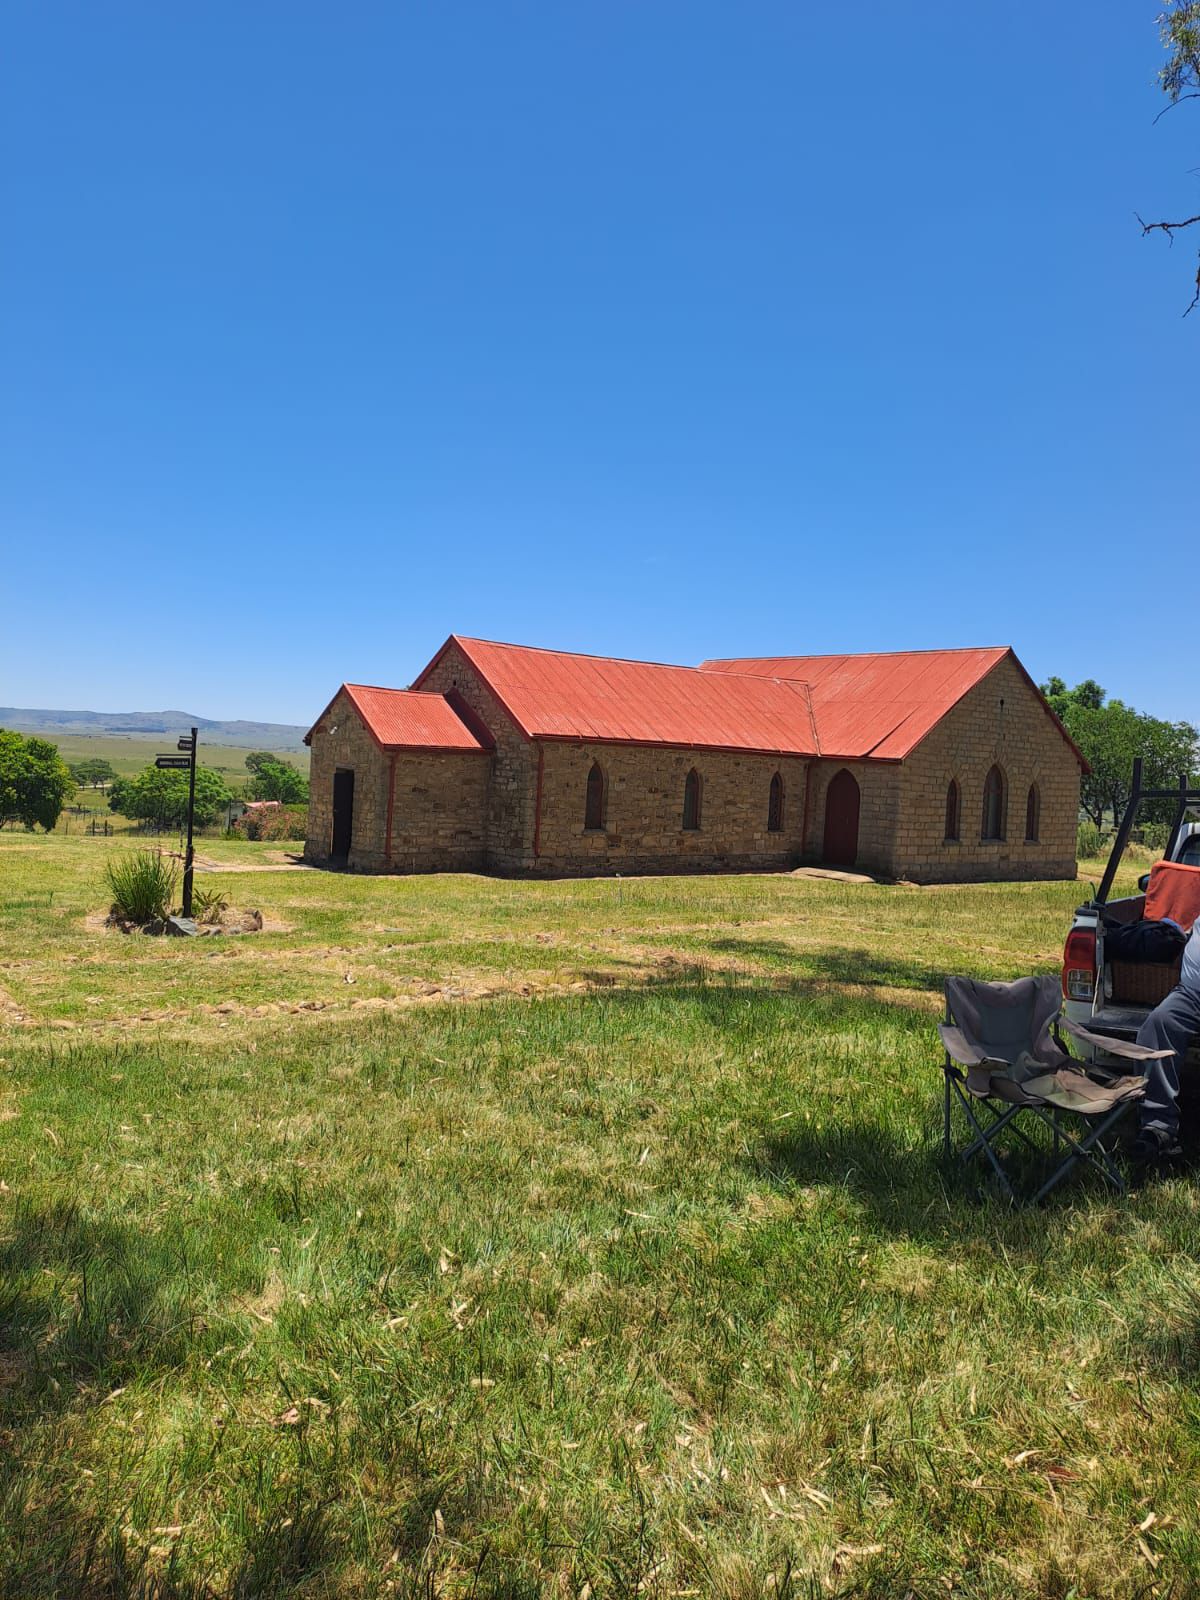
[303,636,1085,883]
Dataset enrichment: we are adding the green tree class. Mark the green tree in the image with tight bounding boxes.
[0,729,75,831]
[1040,680,1198,827]
[1141,1,1200,314]
[244,751,278,777]
[108,764,232,830]
[246,758,308,805]
[69,757,117,789]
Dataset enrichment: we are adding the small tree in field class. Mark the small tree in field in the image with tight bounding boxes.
[108,764,232,830]
[0,729,75,831]
[70,758,117,789]
[245,757,308,805]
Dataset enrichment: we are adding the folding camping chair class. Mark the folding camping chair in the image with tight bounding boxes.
[940,975,1171,1204]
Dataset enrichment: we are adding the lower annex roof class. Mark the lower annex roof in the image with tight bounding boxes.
[304,684,492,752]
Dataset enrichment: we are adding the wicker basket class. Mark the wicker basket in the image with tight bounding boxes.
[1109,959,1182,1007]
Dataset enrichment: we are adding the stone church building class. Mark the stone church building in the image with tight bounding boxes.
[303,635,1085,883]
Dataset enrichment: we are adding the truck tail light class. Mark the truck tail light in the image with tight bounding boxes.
[1063,928,1097,1001]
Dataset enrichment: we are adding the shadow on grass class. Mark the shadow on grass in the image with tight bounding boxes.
[0,1197,344,1600]
[705,936,1015,994]
[752,1113,1147,1241]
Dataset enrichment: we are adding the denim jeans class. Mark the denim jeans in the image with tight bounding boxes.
[1136,983,1200,1136]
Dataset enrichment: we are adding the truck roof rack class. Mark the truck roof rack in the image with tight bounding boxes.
[1094,759,1200,905]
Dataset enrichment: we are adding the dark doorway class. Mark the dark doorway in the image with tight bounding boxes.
[822,769,860,866]
[331,769,354,861]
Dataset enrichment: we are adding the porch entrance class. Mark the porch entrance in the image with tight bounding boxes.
[331,769,355,861]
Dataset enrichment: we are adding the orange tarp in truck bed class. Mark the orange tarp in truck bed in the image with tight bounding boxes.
[1144,860,1200,933]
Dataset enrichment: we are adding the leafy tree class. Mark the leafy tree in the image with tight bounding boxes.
[244,751,279,777]
[1140,2,1200,314]
[69,757,117,789]
[246,758,308,805]
[108,764,232,829]
[1040,679,1198,827]
[0,729,75,831]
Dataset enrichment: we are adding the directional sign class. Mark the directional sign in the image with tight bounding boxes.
[177,737,195,752]
[156,756,192,770]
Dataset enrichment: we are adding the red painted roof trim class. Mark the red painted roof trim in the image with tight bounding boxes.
[531,733,819,759]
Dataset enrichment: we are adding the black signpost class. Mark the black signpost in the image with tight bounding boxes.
[156,727,198,919]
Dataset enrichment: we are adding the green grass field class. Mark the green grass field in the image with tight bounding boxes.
[0,833,1194,1598]
[48,732,309,784]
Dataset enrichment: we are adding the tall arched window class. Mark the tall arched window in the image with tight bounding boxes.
[584,762,606,830]
[982,765,1006,841]
[1025,783,1040,842]
[768,771,784,832]
[944,779,961,841]
[682,768,702,831]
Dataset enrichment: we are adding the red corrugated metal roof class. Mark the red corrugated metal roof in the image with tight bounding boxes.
[701,646,1084,765]
[338,685,491,751]
[415,636,819,756]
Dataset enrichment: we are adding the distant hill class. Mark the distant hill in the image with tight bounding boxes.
[0,707,309,752]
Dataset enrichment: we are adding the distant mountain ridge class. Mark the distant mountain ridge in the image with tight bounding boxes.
[0,706,308,751]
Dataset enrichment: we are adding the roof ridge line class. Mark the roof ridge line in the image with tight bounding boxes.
[703,644,1011,667]
[345,681,445,696]
[454,633,799,677]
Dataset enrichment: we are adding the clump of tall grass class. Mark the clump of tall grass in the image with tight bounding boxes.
[105,850,177,923]
[1077,820,1104,860]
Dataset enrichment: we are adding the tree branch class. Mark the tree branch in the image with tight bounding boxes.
[1153,90,1200,123]
[1136,211,1200,236]
[1136,212,1200,314]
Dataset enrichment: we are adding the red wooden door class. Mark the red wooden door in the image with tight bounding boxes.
[823,769,860,866]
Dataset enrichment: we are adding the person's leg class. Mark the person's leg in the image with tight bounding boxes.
[1136,984,1200,1148]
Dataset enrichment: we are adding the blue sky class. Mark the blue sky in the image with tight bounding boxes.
[2,2,1194,725]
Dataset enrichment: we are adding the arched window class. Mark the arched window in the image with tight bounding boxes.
[981,765,1006,841]
[682,768,702,831]
[1025,783,1040,842]
[944,779,961,841]
[584,762,606,830]
[768,771,784,832]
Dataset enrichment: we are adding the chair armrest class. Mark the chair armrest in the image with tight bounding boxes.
[938,1024,1009,1068]
[1060,1016,1172,1061]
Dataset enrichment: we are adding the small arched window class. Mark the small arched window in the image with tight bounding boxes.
[584,762,606,830]
[944,779,961,842]
[768,772,784,832]
[682,768,702,831]
[1025,783,1040,842]
[982,765,1006,841]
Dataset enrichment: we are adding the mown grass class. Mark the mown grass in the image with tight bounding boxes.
[0,833,1195,1598]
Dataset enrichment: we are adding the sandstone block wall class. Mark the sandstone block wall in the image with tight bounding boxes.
[894,654,1079,883]
[415,643,533,872]
[305,689,490,872]
[530,743,809,876]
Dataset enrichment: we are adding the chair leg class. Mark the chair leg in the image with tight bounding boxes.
[947,1075,1017,1201]
[1027,1102,1133,1206]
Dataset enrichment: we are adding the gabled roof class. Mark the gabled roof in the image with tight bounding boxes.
[304,684,492,752]
[413,636,820,757]
[702,646,1085,767]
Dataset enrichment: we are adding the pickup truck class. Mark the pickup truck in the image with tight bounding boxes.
[1063,766,1200,1064]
